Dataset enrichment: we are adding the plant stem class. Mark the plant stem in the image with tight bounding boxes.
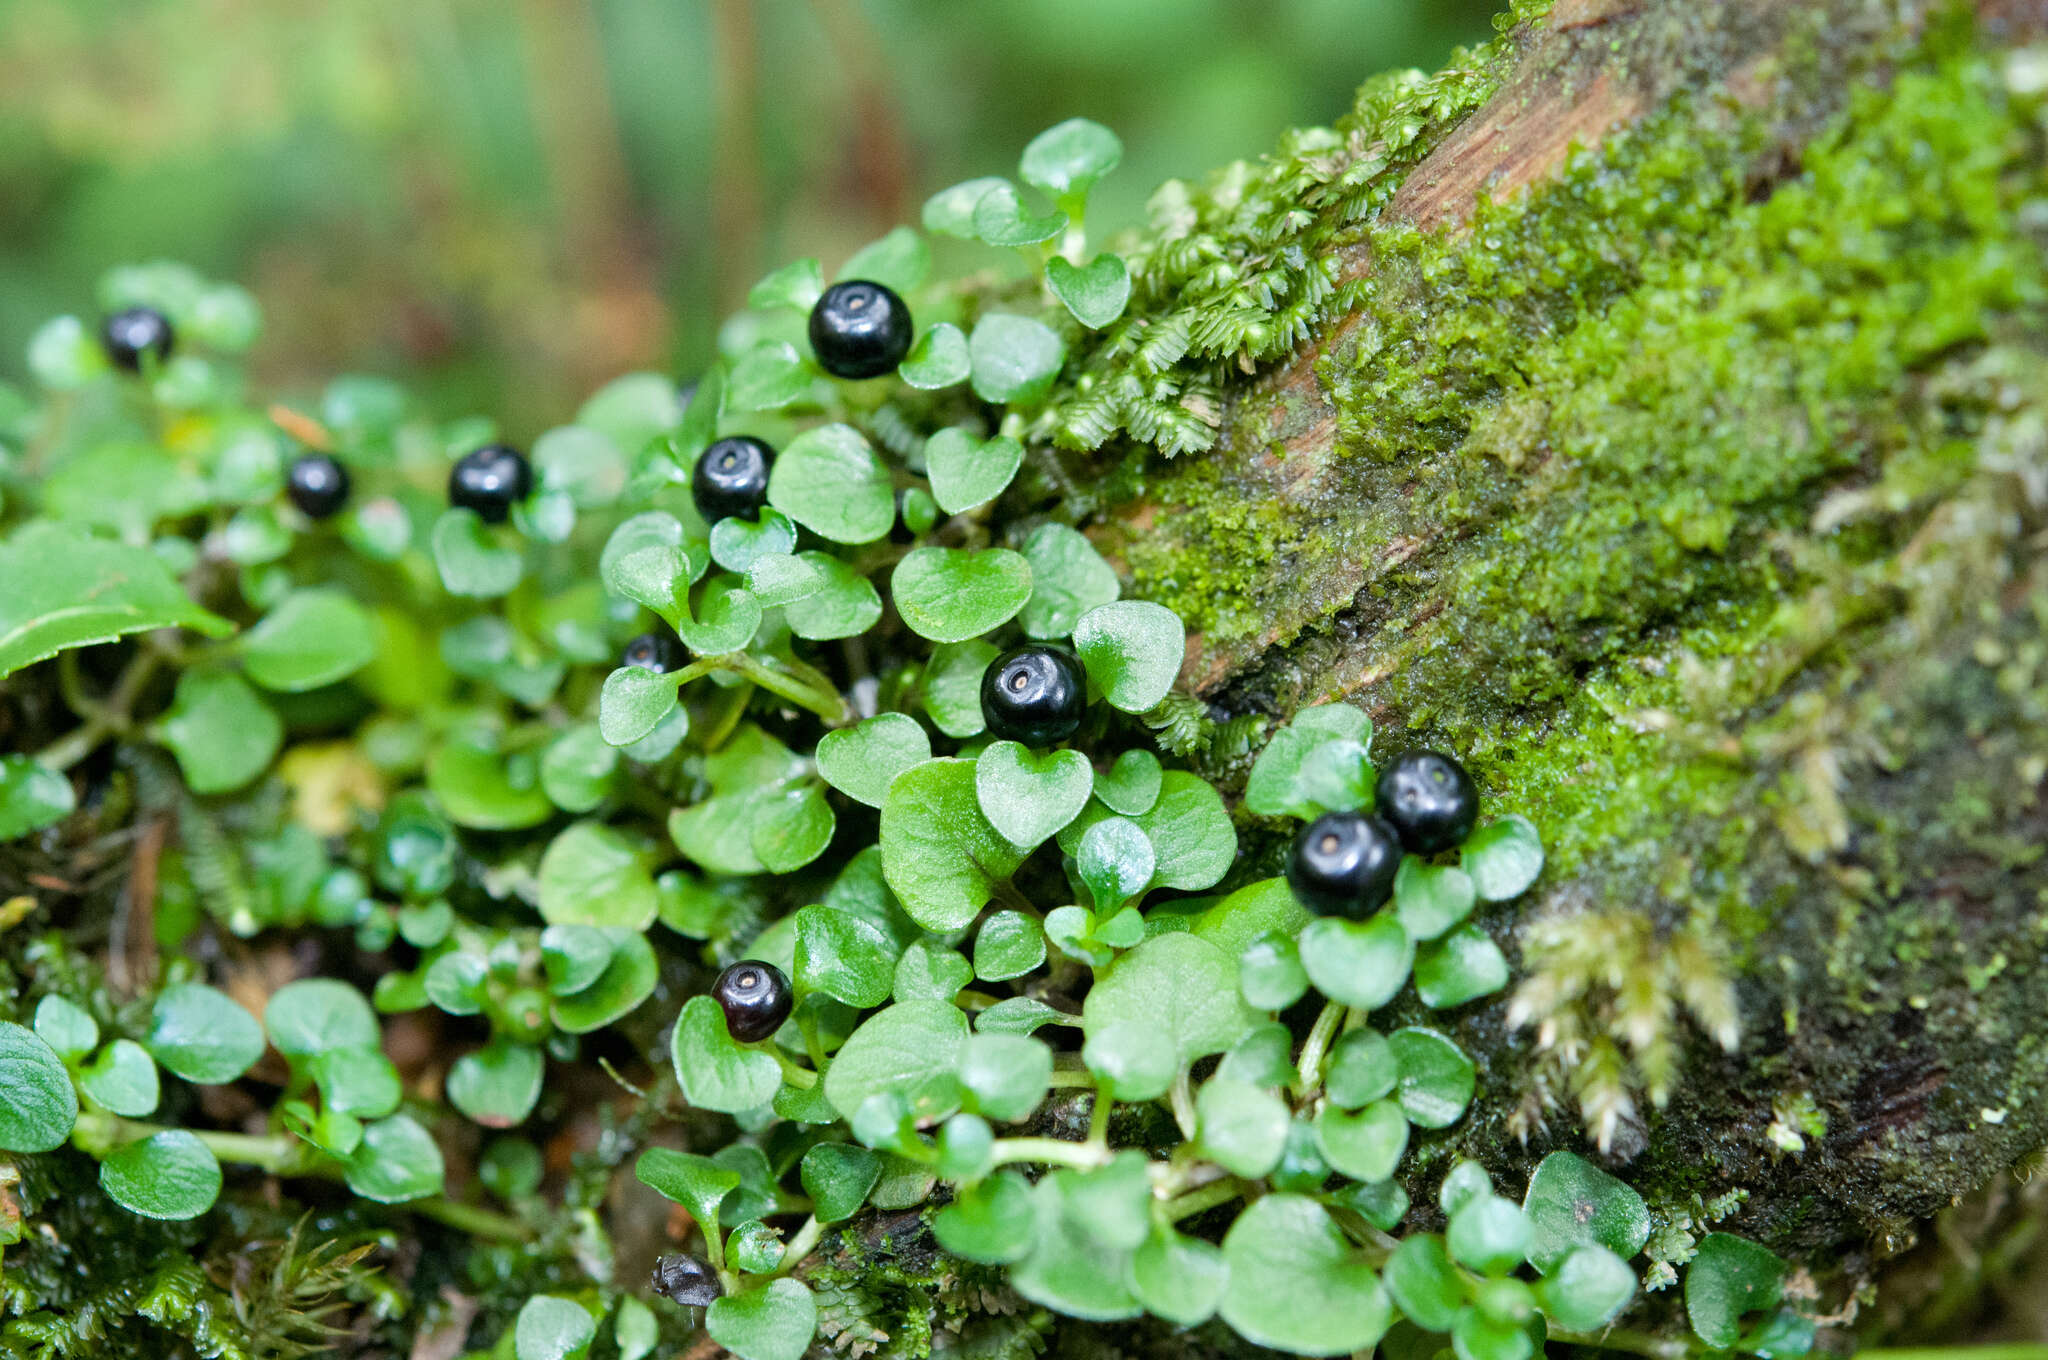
[775,1215,824,1274]
[1168,1069,1197,1140]
[771,1049,819,1089]
[725,652,850,724]
[990,1136,1112,1172]
[1164,1176,1246,1223]
[1293,1000,1344,1098]
[1045,1068,1097,1089]
[1087,1079,1114,1147]
[37,649,162,771]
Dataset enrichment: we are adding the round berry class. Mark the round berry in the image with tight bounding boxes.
[448,444,532,524]
[808,279,913,379]
[621,632,684,674]
[980,646,1086,747]
[692,436,773,524]
[712,960,792,1044]
[101,306,174,372]
[1375,750,1480,855]
[1286,810,1402,918]
[285,454,350,520]
[651,1252,722,1307]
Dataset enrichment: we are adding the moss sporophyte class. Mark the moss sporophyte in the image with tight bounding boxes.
[11,6,2021,1352]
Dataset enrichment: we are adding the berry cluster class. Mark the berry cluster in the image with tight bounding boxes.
[1286,750,1479,917]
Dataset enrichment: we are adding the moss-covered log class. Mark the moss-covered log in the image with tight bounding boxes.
[1033,0,2048,1336]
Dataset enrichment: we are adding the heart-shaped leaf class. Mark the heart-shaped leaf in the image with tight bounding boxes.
[794,904,898,1008]
[514,1295,597,1360]
[899,323,969,389]
[1390,1026,1477,1128]
[880,759,1027,931]
[430,509,524,598]
[1523,1150,1651,1273]
[1020,117,1123,205]
[538,821,658,929]
[99,1129,222,1220]
[1221,1195,1391,1355]
[1414,922,1510,1009]
[1393,857,1478,940]
[748,258,824,312]
[968,313,1065,405]
[920,641,998,737]
[676,575,763,655]
[636,1146,740,1234]
[147,983,263,1085]
[1073,600,1184,713]
[1299,915,1413,1012]
[727,341,811,411]
[1020,522,1120,641]
[241,589,377,692]
[709,507,797,573]
[706,1279,817,1360]
[79,1038,160,1117]
[823,1000,969,1123]
[598,666,683,747]
[816,713,931,808]
[923,177,1010,237]
[975,741,1092,849]
[925,427,1024,515]
[743,551,823,607]
[766,423,894,545]
[1462,815,1545,901]
[1076,817,1155,912]
[1083,933,1257,1081]
[0,1022,76,1153]
[970,181,1068,247]
[343,1113,445,1203]
[0,754,75,839]
[551,931,658,1034]
[973,910,1046,982]
[782,551,884,640]
[838,226,930,293]
[447,1039,545,1127]
[670,995,782,1113]
[1047,253,1131,329]
[156,669,281,794]
[891,547,1032,643]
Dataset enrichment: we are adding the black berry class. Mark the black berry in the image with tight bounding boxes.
[651,1252,722,1307]
[1286,810,1403,919]
[621,632,684,674]
[808,280,913,379]
[1376,750,1480,855]
[285,454,350,520]
[102,307,174,372]
[692,436,773,524]
[448,444,532,523]
[712,960,792,1044]
[980,646,1086,747]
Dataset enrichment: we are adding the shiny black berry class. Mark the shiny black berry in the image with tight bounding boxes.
[712,960,792,1044]
[980,646,1086,747]
[808,279,913,379]
[651,1252,722,1307]
[1286,810,1403,918]
[285,454,350,519]
[1376,750,1480,855]
[448,444,532,523]
[102,307,174,372]
[621,632,684,674]
[692,436,773,524]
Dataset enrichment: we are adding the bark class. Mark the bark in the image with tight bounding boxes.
[1056,0,2048,1330]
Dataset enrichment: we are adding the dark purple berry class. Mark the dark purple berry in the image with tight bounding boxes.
[448,444,531,524]
[621,632,684,674]
[102,307,174,372]
[286,454,350,519]
[712,960,792,1044]
[809,280,913,379]
[692,436,773,523]
[980,646,1086,747]
[1287,811,1402,918]
[1376,750,1480,855]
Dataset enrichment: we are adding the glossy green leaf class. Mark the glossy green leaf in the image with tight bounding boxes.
[614,1297,658,1360]
[743,550,823,607]
[1009,1174,1141,1321]
[0,522,231,680]
[1325,1028,1398,1109]
[766,423,894,545]
[540,925,616,996]
[239,589,376,692]
[1315,1099,1408,1183]
[1685,1233,1787,1348]
[1092,749,1160,817]
[1393,857,1478,940]
[968,313,1065,405]
[1523,1150,1652,1273]
[816,713,930,809]
[976,741,1091,850]
[1538,1245,1637,1332]
[824,1000,969,1124]
[880,759,1027,931]
[427,736,554,830]
[1462,815,1545,901]
[0,1022,77,1153]
[1449,1193,1533,1275]
[707,1278,817,1360]
[1020,117,1123,204]
[709,507,797,574]
[33,995,97,1060]
[670,995,782,1113]
[1415,922,1510,1009]
[514,1295,596,1360]
[891,937,970,1004]
[1238,929,1309,1011]
[265,979,379,1061]
[598,665,682,747]
[972,911,1045,982]
[1063,770,1235,894]
[538,821,658,929]
[899,322,969,389]
[969,181,1068,247]
[1390,1026,1477,1129]
[1083,932,1257,1080]
[922,176,1010,237]
[1047,253,1131,328]
[1126,1224,1226,1326]
[794,904,897,1008]
[79,1038,161,1118]
[99,1129,221,1220]
[540,724,618,813]
[1072,601,1183,713]
[676,575,763,655]
[1221,1194,1391,1355]
[551,931,659,1034]
[448,1039,545,1127]
[0,754,75,839]
[925,428,1024,515]
[933,1168,1036,1263]
[1077,817,1154,912]
[1193,875,1311,961]
[1243,703,1374,819]
[840,226,930,292]
[748,257,824,312]
[1384,1234,1465,1332]
[430,509,524,598]
[343,1114,446,1203]
[313,1047,401,1117]
[801,1142,881,1224]
[957,1032,1050,1123]
[1299,915,1413,1012]
[727,341,811,411]
[920,640,998,737]
[1015,524,1118,643]
[1196,1076,1289,1178]
[891,546,1032,643]
[782,550,884,640]
[154,669,281,794]
[636,1146,740,1234]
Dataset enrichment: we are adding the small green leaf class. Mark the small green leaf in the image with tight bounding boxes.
[614,1297,658,1360]
[728,1219,785,1274]
[152,669,280,794]
[1009,1173,1142,1321]
[427,736,554,830]
[1538,1245,1637,1332]
[1394,857,1478,940]
[709,507,797,573]
[744,551,823,608]
[1077,817,1155,912]
[976,742,1092,849]
[636,1146,740,1235]
[601,511,696,601]
[957,1032,1050,1123]
[1462,815,1545,901]
[676,575,763,655]
[1020,523,1120,641]
[976,996,1074,1037]
[893,939,973,1004]
[34,996,98,1060]
[708,1280,817,1360]
[0,1022,77,1153]
[749,258,824,312]
[1244,703,1374,819]
[1218,1023,1296,1088]
[313,1047,401,1118]
[538,821,658,930]
[750,783,836,874]
[670,995,782,1113]
[79,1038,161,1118]
[801,1143,881,1225]
[1020,117,1123,206]
[921,641,999,737]
[891,547,1032,643]
[1299,915,1413,1012]
[1063,770,1236,894]
[265,979,379,1061]
[240,590,376,692]
[551,931,659,1034]
[1193,876,1311,960]
[933,1168,1036,1262]
[1315,1099,1409,1183]
[448,1039,545,1127]
[1414,923,1510,1009]
[144,984,263,1087]
[925,427,1024,515]
[899,323,969,388]
[727,341,812,411]
[924,177,1011,236]
[1686,1233,1787,1348]
[1083,932,1257,1079]
[1390,1026,1477,1128]
[1384,1234,1465,1332]
[430,509,524,598]
[99,1129,221,1220]
[1523,1150,1652,1274]
[823,1000,969,1123]
[1072,601,1183,713]
[816,713,930,809]
[880,760,1028,931]
[1047,254,1131,329]
[1197,1076,1290,1179]
[1092,749,1160,816]
[1238,929,1309,1011]
[783,551,884,640]
[766,423,895,545]
[424,954,488,1016]
[515,1295,597,1360]
[1449,1194,1532,1276]
[0,522,231,680]
[540,724,618,813]
[0,754,75,839]
[968,314,1065,405]
[343,1114,446,1203]
[794,904,897,1009]
[839,226,930,293]
[973,911,1045,982]
[576,371,682,464]
[540,925,617,996]
[970,181,1069,247]
[1221,1195,1391,1355]
[1324,1028,1397,1109]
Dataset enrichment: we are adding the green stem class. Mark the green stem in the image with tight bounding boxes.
[990,1136,1112,1172]
[1164,1176,1246,1223]
[1293,1000,1344,1099]
[1046,1068,1097,1089]
[1168,1069,1197,1140]
[1087,1078,1114,1147]
[37,650,162,771]
[775,1215,825,1274]
[725,652,849,724]
[770,1049,819,1089]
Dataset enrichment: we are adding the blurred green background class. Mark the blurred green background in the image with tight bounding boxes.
[0,0,1496,435]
